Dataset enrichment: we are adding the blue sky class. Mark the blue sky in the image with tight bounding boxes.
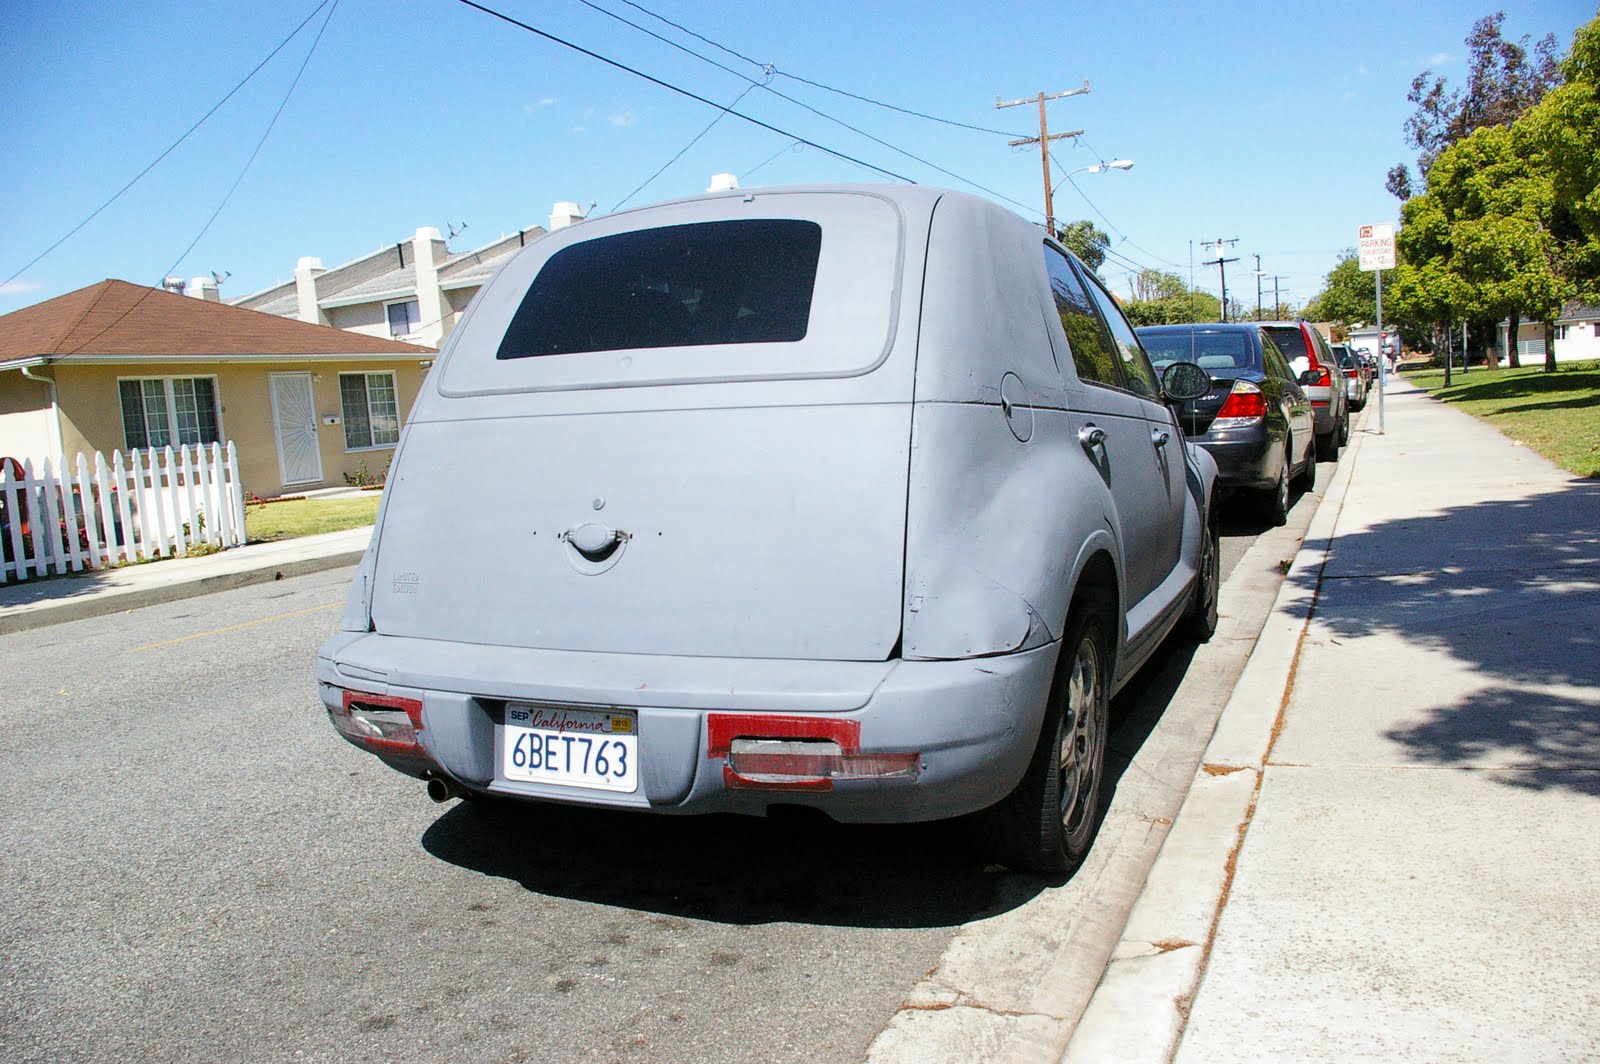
[1,0,1592,318]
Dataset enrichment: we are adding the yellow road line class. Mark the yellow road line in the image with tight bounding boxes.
[131,601,342,652]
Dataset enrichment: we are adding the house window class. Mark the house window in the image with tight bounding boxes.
[119,377,220,451]
[340,372,400,450]
[387,300,421,339]
[1555,324,1569,341]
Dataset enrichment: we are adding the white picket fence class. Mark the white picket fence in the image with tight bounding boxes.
[1,442,246,584]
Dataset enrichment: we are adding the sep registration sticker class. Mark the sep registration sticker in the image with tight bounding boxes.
[501,704,639,793]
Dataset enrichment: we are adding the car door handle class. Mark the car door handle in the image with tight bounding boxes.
[1151,429,1170,447]
[1079,425,1106,448]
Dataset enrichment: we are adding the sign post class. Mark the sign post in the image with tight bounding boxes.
[1358,223,1396,434]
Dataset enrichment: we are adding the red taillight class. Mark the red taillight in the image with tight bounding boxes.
[707,713,920,790]
[1344,368,1359,379]
[329,689,428,759]
[1213,380,1266,426]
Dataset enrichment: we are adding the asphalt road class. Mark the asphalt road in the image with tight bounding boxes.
[0,466,1325,1064]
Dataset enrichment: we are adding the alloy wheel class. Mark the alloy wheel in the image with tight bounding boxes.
[1059,634,1103,836]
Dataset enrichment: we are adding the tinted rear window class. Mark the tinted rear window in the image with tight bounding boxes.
[1261,325,1309,363]
[496,220,823,359]
[1139,330,1258,376]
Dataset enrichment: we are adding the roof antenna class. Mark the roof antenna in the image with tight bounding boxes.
[210,270,231,286]
[447,221,468,241]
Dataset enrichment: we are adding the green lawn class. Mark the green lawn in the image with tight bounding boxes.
[1404,361,1600,478]
[245,494,381,541]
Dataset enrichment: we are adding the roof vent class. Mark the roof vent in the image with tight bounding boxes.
[707,172,740,192]
[161,277,187,295]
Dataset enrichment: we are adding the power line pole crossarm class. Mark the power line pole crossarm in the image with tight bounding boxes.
[1200,237,1239,322]
[997,81,1089,239]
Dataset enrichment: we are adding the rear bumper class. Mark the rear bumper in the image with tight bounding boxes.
[316,633,1059,823]
[1192,427,1279,491]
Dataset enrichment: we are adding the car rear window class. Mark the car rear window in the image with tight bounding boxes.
[496,220,823,359]
[1261,325,1310,364]
[1139,330,1256,376]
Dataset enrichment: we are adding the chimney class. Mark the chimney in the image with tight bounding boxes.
[412,226,448,346]
[188,276,221,302]
[161,277,187,295]
[294,256,326,325]
[707,172,740,193]
[549,201,588,230]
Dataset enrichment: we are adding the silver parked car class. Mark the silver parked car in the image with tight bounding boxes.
[1259,321,1349,460]
[319,185,1218,872]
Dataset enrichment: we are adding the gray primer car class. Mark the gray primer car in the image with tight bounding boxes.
[318,185,1218,872]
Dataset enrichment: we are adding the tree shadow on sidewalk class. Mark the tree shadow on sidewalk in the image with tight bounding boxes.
[1283,477,1600,794]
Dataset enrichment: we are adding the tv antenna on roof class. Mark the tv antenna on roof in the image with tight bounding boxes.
[211,270,231,285]
[447,222,468,240]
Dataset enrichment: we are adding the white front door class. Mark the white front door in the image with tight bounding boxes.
[270,372,323,488]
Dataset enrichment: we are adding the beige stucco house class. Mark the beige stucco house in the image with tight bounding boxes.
[0,279,435,499]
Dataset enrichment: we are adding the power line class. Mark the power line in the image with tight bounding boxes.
[2,0,336,290]
[611,80,763,211]
[65,0,341,355]
[159,0,340,284]
[609,0,1024,137]
[563,0,1036,214]
[454,0,912,182]
[741,140,804,181]
[1049,148,1189,272]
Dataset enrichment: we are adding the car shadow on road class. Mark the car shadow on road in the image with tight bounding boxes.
[421,794,1054,929]
[422,619,1209,929]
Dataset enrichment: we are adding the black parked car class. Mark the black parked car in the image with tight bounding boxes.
[1138,323,1317,524]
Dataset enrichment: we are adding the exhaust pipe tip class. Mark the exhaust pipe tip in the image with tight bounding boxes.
[426,776,463,803]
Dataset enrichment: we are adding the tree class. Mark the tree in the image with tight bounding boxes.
[1057,220,1110,273]
[1118,269,1221,327]
[1302,251,1393,326]
[1390,189,1471,382]
[1393,11,1562,187]
[1521,16,1600,306]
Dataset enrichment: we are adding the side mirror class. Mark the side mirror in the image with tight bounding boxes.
[1161,361,1211,402]
[1298,369,1320,386]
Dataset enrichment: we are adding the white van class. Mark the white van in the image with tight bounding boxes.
[319,185,1218,872]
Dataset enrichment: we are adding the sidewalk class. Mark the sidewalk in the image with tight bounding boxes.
[0,525,372,636]
[1066,378,1600,1061]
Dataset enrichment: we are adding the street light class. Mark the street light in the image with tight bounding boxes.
[1055,158,1135,192]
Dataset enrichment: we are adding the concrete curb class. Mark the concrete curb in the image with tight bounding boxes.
[1062,403,1371,1063]
[0,532,370,636]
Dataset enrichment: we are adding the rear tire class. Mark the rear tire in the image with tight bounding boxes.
[986,607,1111,874]
[1317,428,1339,462]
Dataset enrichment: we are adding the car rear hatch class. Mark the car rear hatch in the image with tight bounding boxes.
[366,189,922,663]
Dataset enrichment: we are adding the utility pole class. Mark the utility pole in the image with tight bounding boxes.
[1201,237,1239,322]
[1254,254,1263,320]
[997,82,1088,239]
[1261,275,1290,318]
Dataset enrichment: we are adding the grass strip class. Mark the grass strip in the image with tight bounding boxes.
[245,495,381,541]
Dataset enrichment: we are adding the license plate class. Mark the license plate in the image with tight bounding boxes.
[501,704,639,793]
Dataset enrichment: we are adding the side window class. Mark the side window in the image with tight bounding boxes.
[1080,269,1161,399]
[1043,244,1121,388]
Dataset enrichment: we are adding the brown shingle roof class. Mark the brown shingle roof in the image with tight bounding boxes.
[0,279,435,360]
